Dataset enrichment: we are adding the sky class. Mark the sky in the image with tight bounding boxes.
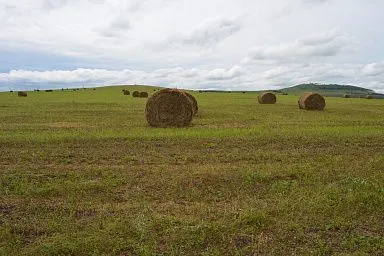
[1,0,384,92]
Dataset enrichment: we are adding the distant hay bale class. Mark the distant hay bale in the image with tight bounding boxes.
[132,91,140,97]
[10,90,13,93]
[366,95,373,99]
[184,92,198,115]
[123,90,130,95]
[145,88,193,127]
[258,92,277,104]
[18,91,27,97]
[298,92,326,111]
[139,92,149,98]
[45,89,53,92]
[343,94,351,98]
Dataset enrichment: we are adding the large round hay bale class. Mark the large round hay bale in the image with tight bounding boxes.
[343,94,351,98]
[139,92,149,98]
[132,91,140,97]
[298,92,326,110]
[184,92,198,115]
[258,92,276,104]
[145,88,193,127]
[18,91,27,97]
[123,90,130,95]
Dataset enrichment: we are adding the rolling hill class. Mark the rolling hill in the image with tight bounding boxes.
[279,83,383,97]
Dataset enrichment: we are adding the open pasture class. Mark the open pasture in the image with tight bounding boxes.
[1,86,383,255]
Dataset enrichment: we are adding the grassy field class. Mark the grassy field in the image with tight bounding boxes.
[1,86,383,255]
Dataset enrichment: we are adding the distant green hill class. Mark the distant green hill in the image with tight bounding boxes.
[281,83,375,94]
[280,83,378,96]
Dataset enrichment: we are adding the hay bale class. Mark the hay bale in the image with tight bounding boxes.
[123,90,130,95]
[298,92,326,110]
[145,88,193,127]
[45,89,53,92]
[184,92,198,115]
[258,92,277,104]
[343,94,351,98]
[366,95,373,99]
[139,92,149,98]
[132,91,140,97]
[18,91,27,97]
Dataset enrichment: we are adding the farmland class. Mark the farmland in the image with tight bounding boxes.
[1,86,384,255]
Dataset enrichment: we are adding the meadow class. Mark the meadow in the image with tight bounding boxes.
[1,86,383,255]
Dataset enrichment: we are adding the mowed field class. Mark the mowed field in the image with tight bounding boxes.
[1,86,383,255]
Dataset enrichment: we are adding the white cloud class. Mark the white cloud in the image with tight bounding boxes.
[362,62,384,77]
[1,62,384,93]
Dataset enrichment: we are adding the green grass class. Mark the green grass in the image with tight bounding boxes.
[1,86,383,255]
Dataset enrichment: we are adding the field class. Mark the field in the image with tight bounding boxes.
[1,86,383,255]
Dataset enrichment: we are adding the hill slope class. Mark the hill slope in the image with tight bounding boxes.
[280,83,379,96]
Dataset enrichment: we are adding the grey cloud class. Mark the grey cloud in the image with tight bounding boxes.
[245,30,356,62]
[98,17,131,38]
[42,0,69,10]
[163,17,241,49]
[302,0,331,4]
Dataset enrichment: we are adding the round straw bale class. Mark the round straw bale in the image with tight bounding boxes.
[132,91,140,97]
[18,91,27,97]
[343,94,351,98]
[123,90,130,95]
[139,92,149,98]
[298,92,326,110]
[258,92,276,104]
[145,88,193,127]
[184,92,198,115]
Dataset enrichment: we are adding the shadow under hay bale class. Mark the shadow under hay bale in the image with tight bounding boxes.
[18,91,27,97]
[258,92,277,104]
[184,91,198,115]
[123,90,130,95]
[139,92,149,98]
[298,92,326,111]
[132,91,140,97]
[145,88,193,127]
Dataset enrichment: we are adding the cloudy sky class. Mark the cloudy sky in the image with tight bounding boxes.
[1,0,384,92]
